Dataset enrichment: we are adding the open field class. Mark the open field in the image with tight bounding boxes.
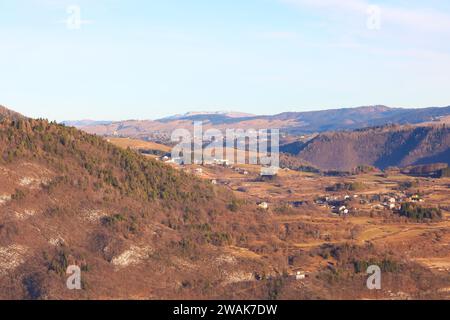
[108,137,171,153]
[172,158,450,299]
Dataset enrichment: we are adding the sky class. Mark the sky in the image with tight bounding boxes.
[1,0,450,121]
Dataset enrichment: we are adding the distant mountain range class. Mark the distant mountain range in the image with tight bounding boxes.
[64,105,450,139]
[61,120,113,127]
[159,111,255,121]
[6,104,450,172]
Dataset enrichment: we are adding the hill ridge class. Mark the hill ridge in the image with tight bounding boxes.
[283,123,450,170]
[67,105,450,139]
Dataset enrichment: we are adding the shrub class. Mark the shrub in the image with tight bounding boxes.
[326,182,366,192]
[228,199,240,212]
[398,180,419,190]
[438,167,450,178]
[48,249,69,276]
[11,189,26,201]
[352,165,376,175]
[206,232,231,246]
[267,277,285,300]
[353,258,400,273]
[101,214,126,227]
[398,203,442,221]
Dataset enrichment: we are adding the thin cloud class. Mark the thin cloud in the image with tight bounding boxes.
[282,0,450,33]
[258,31,299,40]
[283,0,367,13]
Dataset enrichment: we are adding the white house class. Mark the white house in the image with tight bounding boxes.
[295,271,306,280]
[258,202,269,210]
[214,159,230,166]
[260,166,279,176]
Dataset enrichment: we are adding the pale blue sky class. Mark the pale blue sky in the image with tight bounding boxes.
[1,0,450,121]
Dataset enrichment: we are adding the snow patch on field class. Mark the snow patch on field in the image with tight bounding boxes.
[0,194,11,205]
[19,177,35,186]
[49,236,65,247]
[0,167,12,176]
[19,177,48,188]
[0,245,28,275]
[111,246,154,269]
[172,257,196,270]
[216,254,237,265]
[14,209,37,220]
[82,209,108,222]
[18,162,52,175]
[222,271,254,284]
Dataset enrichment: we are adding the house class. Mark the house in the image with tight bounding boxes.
[295,271,306,280]
[258,202,269,210]
[214,159,230,166]
[260,166,279,176]
[410,195,424,202]
[211,179,217,185]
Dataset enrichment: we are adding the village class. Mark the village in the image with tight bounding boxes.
[106,137,448,223]
[156,151,431,220]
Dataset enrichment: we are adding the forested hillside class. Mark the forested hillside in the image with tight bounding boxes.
[283,124,450,171]
[0,108,276,299]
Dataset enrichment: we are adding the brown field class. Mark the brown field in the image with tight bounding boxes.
[108,137,171,153]
[165,155,450,299]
